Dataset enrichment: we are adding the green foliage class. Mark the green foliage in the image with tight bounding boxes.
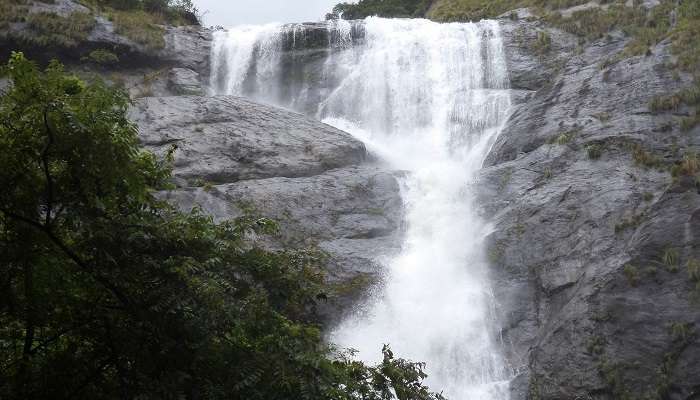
[0,53,446,400]
[331,0,432,19]
[84,48,120,65]
[427,0,591,22]
[329,273,374,297]
[542,3,645,42]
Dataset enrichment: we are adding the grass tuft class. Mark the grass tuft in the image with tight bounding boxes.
[108,9,166,50]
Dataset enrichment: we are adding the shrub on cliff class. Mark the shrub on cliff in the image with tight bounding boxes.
[88,0,200,25]
[331,0,433,19]
[0,52,446,400]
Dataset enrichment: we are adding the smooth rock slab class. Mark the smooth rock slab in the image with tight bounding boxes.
[131,95,367,184]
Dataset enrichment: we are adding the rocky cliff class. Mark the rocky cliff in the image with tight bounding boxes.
[481,9,700,400]
[2,1,699,398]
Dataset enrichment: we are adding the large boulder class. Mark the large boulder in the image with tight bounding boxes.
[131,95,367,184]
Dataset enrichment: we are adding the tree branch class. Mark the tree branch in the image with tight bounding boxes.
[0,209,135,315]
[41,108,55,227]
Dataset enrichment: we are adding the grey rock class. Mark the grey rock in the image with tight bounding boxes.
[484,22,700,399]
[162,165,402,268]
[168,67,203,95]
[131,95,367,184]
[129,94,402,323]
[29,0,88,16]
[497,18,578,91]
[160,26,212,72]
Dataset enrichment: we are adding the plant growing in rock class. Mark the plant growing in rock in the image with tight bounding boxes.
[671,151,699,178]
[531,31,552,55]
[586,143,602,160]
[623,264,640,287]
[25,11,96,48]
[631,144,662,169]
[84,48,120,65]
[662,248,680,272]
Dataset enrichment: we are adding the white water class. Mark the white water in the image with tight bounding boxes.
[210,17,512,399]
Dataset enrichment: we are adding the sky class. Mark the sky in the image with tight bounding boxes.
[194,0,346,27]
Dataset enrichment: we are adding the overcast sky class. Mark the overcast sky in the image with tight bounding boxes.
[195,0,346,27]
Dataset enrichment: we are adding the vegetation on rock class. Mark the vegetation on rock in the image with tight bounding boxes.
[82,0,200,25]
[0,52,446,400]
[331,0,432,19]
[1,0,200,53]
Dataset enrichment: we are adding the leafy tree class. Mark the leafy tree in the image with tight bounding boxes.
[0,52,446,400]
[331,0,433,19]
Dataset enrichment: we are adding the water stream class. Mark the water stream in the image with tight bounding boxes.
[209,17,512,399]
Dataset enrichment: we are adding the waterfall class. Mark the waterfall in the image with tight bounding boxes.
[210,17,512,399]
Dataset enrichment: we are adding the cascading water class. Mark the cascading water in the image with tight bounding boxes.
[210,17,512,399]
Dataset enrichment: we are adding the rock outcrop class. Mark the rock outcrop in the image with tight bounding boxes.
[0,0,211,98]
[130,95,403,323]
[481,14,700,400]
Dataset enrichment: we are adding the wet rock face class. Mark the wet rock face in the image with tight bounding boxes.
[482,16,700,400]
[131,95,403,323]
